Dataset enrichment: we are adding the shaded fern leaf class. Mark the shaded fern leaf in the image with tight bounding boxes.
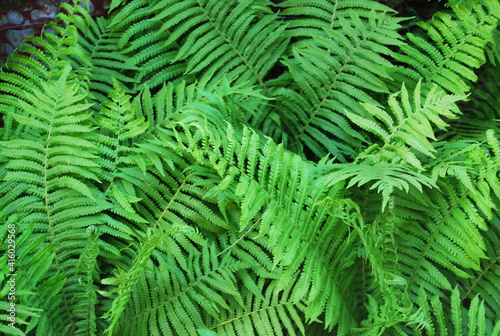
[0,68,111,335]
[278,0,397,44]
[273,11,403,161]
[109,0,190,90]
[148,0,289,87]
[449,64,500,141]
[390,0,500,95]
[64,9,138,110]
[417,287,500,336]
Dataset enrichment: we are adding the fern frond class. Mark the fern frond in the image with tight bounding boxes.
[65,11,137,110]
[109,0,189,90]
[417,286,500,336]
[155,115,359,332]
[323,81,464,210]
[279,0,397,43]
[0,2,88,113]
[102,227,186,335]
[273,11,403,160]
[147,0,288,87]
[353,82,463,161]
[207,277,306,336]
[397,179,489,298]
[391,0,500,95]
[70,226,100,336]
[457,212,500,324]
[0,213,44,335]
[450,63,500,141]
[0,0,497,334]
[105,231,248,336]
[0,68,112,334]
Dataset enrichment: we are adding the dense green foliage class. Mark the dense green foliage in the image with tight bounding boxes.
[0,0,499,335]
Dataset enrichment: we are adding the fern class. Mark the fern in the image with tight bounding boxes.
[323,81,463,210]
[0,0,499,335]
[390,0,500,95]
[417,287,500,335]
[272,10,404,160]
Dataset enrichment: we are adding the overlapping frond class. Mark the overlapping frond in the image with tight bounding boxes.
[107,234,249,336]
[391,0,500,95]
[65,10,137,109]
[449,63,500,140]
[0,68,110,334]
[151,112,359,333]
[147,0,289,87]
[108,0,189,90]
[390,134,498,306]
[0,0,498,335]
[278,0,396,43]
[417,287,500,335]
[273,11,403,161]
[0,2,86,113]
[323,82,463,210]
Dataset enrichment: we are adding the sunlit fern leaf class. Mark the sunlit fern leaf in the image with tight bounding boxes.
[324,156,439,212]
[390,0,500,95]
[92,78,149,186]
[130,79,269,179]
[430,132,500,229]
[273,11,403,161]
[350,81,464,164]
[159,116,359,333]
[323,81,465,210]
[0,0,498,334]
[3,67,98,195]
[111,90,235,233]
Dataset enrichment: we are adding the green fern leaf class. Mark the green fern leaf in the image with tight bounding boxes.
[273,11,403,160]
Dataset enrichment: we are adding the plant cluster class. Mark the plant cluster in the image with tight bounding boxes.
[0,0,499,335]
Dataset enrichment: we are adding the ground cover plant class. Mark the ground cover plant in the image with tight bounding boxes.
[0,0,499,335]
